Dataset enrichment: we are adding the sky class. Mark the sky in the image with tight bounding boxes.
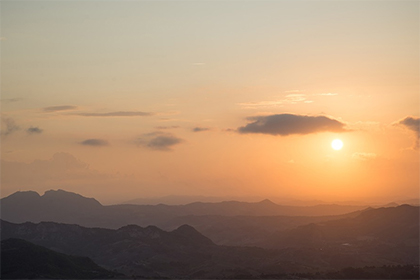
[1,0,419,204]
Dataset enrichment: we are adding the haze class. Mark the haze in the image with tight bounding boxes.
[1,0,419,205]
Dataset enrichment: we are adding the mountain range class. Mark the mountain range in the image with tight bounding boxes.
[1,189,368,246]
[0,189,418,278]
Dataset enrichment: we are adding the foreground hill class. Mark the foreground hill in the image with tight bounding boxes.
[1,238,121,279]
[0,189,366,246]
[0,220,232,278]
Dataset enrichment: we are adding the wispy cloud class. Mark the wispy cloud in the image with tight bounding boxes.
[26,126,43,135]
[284,90,303,93]
[77,111,153,117]
[135,132,184,151]
[192,127,210,132]
[316,93,339,96]
[238,94,313,109]
[1,118,20,136]
[80,139,109,147]
[156,125,180,130]
[44,105,78,112]
[352,152,377,161]
[1,98,22,104]
[238,114,347,136]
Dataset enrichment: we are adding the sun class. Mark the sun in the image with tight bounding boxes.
[331,139,343,150]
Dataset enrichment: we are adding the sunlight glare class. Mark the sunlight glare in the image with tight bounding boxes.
[331,139,343,150]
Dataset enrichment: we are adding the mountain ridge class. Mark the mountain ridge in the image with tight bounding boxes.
[1,205,418,278]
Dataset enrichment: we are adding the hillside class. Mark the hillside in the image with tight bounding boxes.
[1,238,122,279]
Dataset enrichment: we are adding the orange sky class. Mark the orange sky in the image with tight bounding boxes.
[1,1,419,204]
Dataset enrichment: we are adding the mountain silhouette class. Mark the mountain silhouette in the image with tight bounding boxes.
[1,238,121,279]
[1,189,103,224]
[0,220,218,278]
[1,189,366,221]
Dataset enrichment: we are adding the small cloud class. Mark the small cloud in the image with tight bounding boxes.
[44,105,78,112]
[316,93,338,96]
[285,90,303,93]
[1,118,20,136]
[136,132,184,151]
[1,98,22,103]
[238,113,347,136]
[352,152,377,161]
[26,126,43,134]
[192,127,210,132]
[80,139,109,147]
[394,116,420,149]
[238,94,311,109]
[155,125,180,130]
[77,111,153,117]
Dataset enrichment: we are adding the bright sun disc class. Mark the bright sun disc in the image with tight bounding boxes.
[331,139,343,150]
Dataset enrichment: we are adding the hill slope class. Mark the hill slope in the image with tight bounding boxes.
[0,238,121,279]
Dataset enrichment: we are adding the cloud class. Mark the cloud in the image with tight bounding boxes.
[316,93,338,96]
[285,90,303,93]
[77,111,153,117]
[44,105,78,112]
[80,139,109,147]
[396,116,420,135]
[238,114,347,136]
[155,125,180,130]
[1,98,22,103]
[352,152,377,161]
[136,132,184,151]
[192,127,210,132]
[1,118,20,136]
[238,94,312,109]
[27,126,43,134]
[395,116,420,148]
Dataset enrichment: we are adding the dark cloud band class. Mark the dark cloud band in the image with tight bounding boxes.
[78,111,153,117]
[136,132,184,151]
[238,114,347,136]
[44,105,78,112]
[27,127,43,134]
[80,139,109,146]
[192,127,210,132]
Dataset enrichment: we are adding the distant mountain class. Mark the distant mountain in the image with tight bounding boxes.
[1,189,367,222]
[0,189,103,224]
[1,238,122,279]
[0,189,372,247]
[262,205,419,268]
[266,204,419,248]
[124,194,265,205]
[1,204,418,278]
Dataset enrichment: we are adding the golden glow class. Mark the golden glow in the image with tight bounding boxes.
[331,139,343,150]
